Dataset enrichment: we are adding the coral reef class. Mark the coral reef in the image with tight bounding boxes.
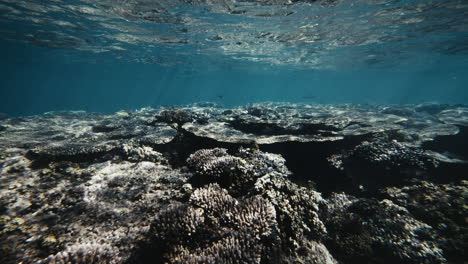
[321,191,459,264]
[186,147,292,196]
[186,147,334,263]
[186,148,246,188]
[252,166,330,263]
[151,183,278,264]
[332,137,439,192]
[154,110,193,127]
[0,149,190,263]
[381,181,468,263]
[183,102,462,144]
[0,103,466,264]
[37,242,120,264]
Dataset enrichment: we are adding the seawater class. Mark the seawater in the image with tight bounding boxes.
[0,0,467,115]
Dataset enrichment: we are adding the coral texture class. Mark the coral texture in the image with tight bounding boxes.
[155,110,193,127]
[37,242,120,264]
[151,183,278,264]
[187,148,246,188]
[322,193,451,264]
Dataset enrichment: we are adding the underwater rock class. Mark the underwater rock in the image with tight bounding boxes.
[0,110,176,168]
[380,105,416,117]
[0,110,177,150]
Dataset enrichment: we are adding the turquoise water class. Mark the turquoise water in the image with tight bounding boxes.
[0,0,467,115]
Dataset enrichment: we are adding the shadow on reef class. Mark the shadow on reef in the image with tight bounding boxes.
[423,125,468,160]
[156,125,468,198]
[259,135,366,195]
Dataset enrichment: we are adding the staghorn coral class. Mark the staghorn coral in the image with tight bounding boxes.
[323,134,451,194]
[347,139,437,169]
[189,182,238,216]
[151,183,278,264]
[152,203,205,244]
[186,148,229,168]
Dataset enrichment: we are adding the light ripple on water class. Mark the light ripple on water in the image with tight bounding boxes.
[0,0,467,69]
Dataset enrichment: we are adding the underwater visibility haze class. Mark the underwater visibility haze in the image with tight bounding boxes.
[0,1,468,264]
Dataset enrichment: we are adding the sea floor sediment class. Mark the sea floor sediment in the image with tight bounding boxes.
[0,102,466,264]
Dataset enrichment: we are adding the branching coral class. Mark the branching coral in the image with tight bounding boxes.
[186,147,291,195]
[151,183,278,264]
[186,148,246,188]
[185,148,331,262]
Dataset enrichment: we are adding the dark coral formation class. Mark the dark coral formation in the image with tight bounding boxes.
[332,137,439,192]
[349,199,444,263]
[381,181,468,263]
[0,103,466,263]
[154,109,193,127]
[321,183,468,264]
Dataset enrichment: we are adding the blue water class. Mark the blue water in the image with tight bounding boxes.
[0,0,467,116]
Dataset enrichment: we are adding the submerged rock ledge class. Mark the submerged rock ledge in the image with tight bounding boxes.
[0,103,466,264]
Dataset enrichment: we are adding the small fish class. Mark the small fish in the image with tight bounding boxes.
[301,95,317,100]
[216,95,224,100]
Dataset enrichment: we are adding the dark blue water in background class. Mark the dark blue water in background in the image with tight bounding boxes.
[0,0,467,116]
